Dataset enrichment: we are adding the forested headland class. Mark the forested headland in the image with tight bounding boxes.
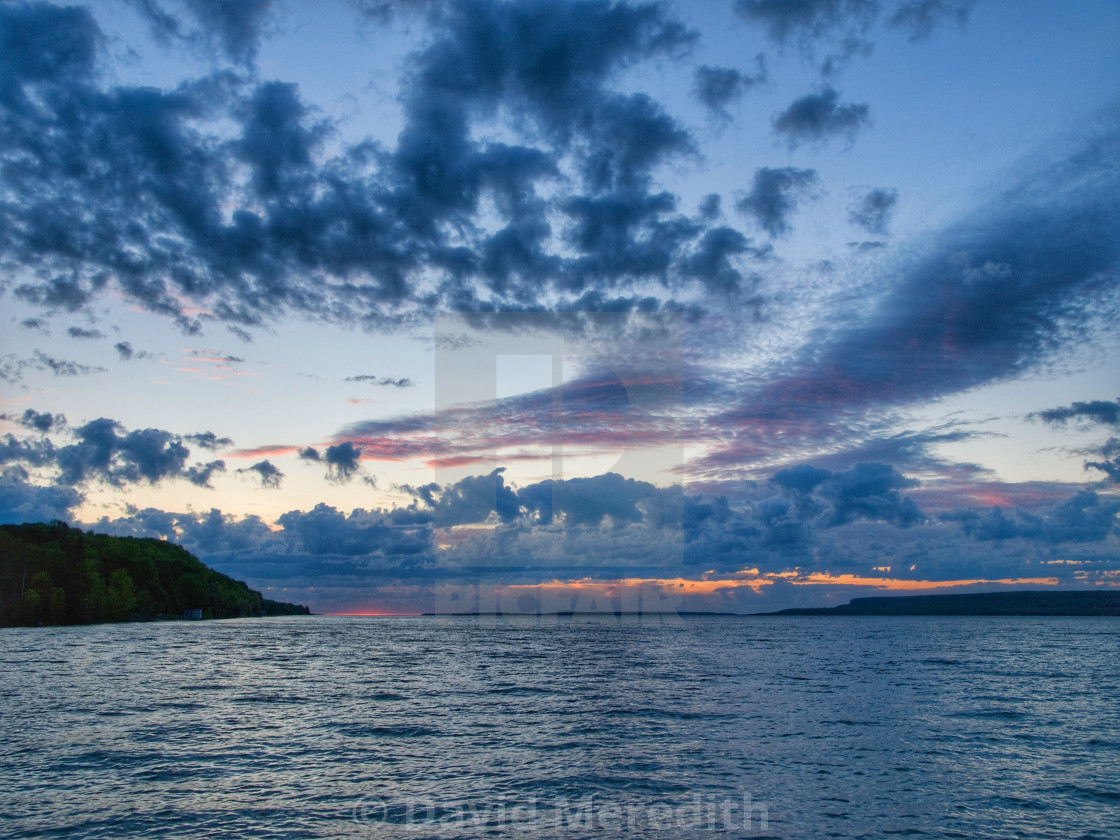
[0,521,309,627]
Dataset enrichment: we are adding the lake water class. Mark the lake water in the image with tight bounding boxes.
[2,615,1119,839]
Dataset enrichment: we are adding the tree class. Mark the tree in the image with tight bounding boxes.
[107,569,138,622]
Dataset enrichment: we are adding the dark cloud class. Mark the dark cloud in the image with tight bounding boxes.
[184,431,234,450]
[113,341,155,361]
[239,459,283,488]
[736,166,819,237]
[32,351,105,377]
[18,408,63,434]
[1085,438,1120,485]
[125,0,277,65]
[13,275,94,312]
[818,462,923,527]
[0,356,28,384]
[1032,399,1120,428]
[56,419,190,486]
[0,350,107,384]
[724,125,1120,418]
[772,86,870,147]
[184,459,225,488]
[433,468,521,527]
[67,326,103,339]
[519,472,661,528]
[733,0,879,44]
[277,503,430,557]
[0,467,82,525]
[2,0,745,332]
[346,374,414,388]
[772,462,924,529]
[232,81,331,199]
[90,505,282,557]
[350,0,440,25]
[41,460,1118,610]
[944,490,1120,544]
[0,3,99,96]
[693,57,767,115]
[0,414,235,490]
[20,318,48,332]
[298,446,321,461]
[324,441,363,483]
[772,463,833,494]
[0,434,56,468]
[679,227,765,295]
[889,0,976,41]
[187,350,245,364]
[848,187,898,235]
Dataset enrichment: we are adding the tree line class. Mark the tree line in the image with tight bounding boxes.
[0,521,309,627]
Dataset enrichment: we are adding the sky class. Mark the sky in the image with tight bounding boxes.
[1,0,1118,615]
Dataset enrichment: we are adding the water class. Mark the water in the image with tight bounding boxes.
[2,616,1119,839]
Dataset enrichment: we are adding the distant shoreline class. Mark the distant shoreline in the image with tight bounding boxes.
[413,591,1120,618]
[751,590,1120,616]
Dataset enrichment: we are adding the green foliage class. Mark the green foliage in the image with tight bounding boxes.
[0,522,310,627]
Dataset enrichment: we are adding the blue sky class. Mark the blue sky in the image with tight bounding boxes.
[2,0,1118,614]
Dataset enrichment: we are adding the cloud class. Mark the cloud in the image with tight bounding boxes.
[33,351,105,377]
[1,351,105,383]
[67,326,103,339]
[239,459,283,488]
[277,503,431,557]
[679,227,766,295]
[1032,399,1120,428]
[324,441,363,483]
[693,57,767,116]
[39,460,1117,613]
[232,80,331,198]
[0,413,240,491]
[0,434,56,468]
[125,0,277,65]
[17,408,63,434]
[726,124,1120,417]
[432,468,521,527]
[736,167,820,237]
[113,341,155,362]
[339,360,690,470]
[848,187,899,235]
[184,431,234,450]
[889,0,976,41]
[2,0,771,332]
[519,472,663,528]
[346,374,414,388]
[944,490,1120,544]
[772,86,870,147]
[56,419,191,485]
[733,0,879,45]
[771,461,924,529]
[1085,438,1120,485]
[0,467,83,525]
[184,459,226,488]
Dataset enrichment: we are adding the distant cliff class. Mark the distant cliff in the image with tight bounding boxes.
[757,590,1120,616]
[0,521,310,627]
